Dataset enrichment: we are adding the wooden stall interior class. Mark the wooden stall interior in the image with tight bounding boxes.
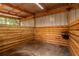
[0,3,79,56]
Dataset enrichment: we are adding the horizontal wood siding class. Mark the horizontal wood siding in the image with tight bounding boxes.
[35,26,68,46]
[0,26,33,53]
[69,9,79,56]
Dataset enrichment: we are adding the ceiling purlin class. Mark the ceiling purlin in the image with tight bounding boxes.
[0,10,23,18]
[48,3,68,10]
[37,4,68,13]
[38,3,50,17]
[69,3,79,9]
[0,3,25,18]
[1,3,78,19]
[33,4,70,18]
[3,3,34,15]
[40,3,48,10]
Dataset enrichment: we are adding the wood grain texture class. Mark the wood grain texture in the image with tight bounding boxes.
[0,26,33,53]
[69,17,79,55]
[35,26,68,46]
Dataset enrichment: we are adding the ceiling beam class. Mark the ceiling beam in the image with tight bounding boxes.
[19,4,79,19]
[0,10,22,18]
[1,3,77,19]
[40,3,48,10]
[24,4,70,20]
[0,3,27,18]
[70,4,79,9]
[35,4,70,17]
[3,3,34,15]
[0,14,21,19]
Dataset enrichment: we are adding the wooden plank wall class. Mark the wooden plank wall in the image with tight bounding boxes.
[35,27,68,46]
[0,11,70,54]
[69,9,79,56]
[35,12,69,46]
[0,26,33,54]
[21,12,69,46]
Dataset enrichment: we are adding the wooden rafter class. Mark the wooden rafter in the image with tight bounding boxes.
[24,4,70,20]
[0,10,22,18]
[3,3,34,15]
[0,14,21,19]
[40,3,48,10]
[0,3,79,19]
[35,4,70,18]
[0,3,27,18]
[71,4,79,9]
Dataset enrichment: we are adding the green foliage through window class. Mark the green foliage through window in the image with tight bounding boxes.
[0,17,5,24]
[0,17,20,26]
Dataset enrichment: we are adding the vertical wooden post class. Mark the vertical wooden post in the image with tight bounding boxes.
[33,14,36,41]
[19,19,21,26]
[66,8,71,30]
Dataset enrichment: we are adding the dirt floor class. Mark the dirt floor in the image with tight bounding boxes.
[0,40,70,56]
